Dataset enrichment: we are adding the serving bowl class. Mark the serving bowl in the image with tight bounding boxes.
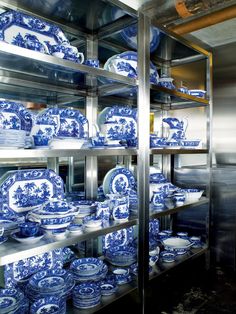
[162,237,192,255]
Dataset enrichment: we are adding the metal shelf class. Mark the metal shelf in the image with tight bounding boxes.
[150,148,208,155]
[150,85,209,106]
[0,148,137,159]
[150,246,208,281]
[150,197,209,220]
[0,217,137,266]
[67,281,137,314]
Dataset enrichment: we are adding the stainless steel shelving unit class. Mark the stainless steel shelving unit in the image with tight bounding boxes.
[0,0,212,313]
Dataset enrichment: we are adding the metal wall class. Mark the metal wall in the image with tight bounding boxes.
[175,41,236,270]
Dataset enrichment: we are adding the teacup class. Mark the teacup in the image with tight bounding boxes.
[112,268,129,284]
[33,134,50,147]
[172,192,185,206]
[19,222,40,237]
[151,191,165,209]
[84,59,100,68]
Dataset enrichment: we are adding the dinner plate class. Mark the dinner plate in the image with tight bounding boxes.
[103,166,136,195]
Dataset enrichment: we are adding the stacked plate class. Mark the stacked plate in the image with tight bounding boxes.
[0,129,26,149]
[30,296,66,314]
[0,288,28,314]
[70,258,108,283]
[69,200,96,222]
[25,268,75,302]
[73,282,101,309]
[105,245,137,266]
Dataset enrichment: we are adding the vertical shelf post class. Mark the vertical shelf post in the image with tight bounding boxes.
[137,11,150,314]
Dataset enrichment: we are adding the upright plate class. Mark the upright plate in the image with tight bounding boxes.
[0,100,33,135]
[98,106,137,140]
[103,166,136,195]
[0,169,65,217]
[0,10,69,53]
[40,108,88,138]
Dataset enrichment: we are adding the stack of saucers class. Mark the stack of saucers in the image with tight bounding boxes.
[70,257,107,283]
[70,200,96,223]
[25,269,75,302]
[73,282,101,309]
[105,245,137,266]
[0,288,29,314]
[30,296,66,314]
[0,129,26,149]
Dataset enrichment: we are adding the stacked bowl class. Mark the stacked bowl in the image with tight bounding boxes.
[25,269,75,302]
[70,257,107,282]
[73,282,101,309]
[105,245,137,266]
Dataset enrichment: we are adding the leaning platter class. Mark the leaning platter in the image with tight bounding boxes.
[0,10,69,54]
[39,108,89,138]
[0,169,65,217]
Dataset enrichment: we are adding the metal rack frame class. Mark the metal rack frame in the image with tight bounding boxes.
[0,1,212,313]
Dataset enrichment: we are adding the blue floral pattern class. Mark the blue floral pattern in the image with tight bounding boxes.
[0,169,65,216]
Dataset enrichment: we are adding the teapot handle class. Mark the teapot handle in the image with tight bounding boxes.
[92,123,100,136]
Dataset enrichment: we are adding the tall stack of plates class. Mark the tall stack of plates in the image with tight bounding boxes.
[73,282,101,309]
[0,129,26,149]
[25,269,75,302]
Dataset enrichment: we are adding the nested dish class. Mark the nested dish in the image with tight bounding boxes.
[70,257,104,276]
[30,296,66,314]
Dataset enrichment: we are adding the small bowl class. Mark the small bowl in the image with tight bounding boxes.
[19,222,40,237]
[160,251,176,263]
[112,268,130,284]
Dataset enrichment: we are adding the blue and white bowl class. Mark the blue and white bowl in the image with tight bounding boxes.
[160,251,176,263]
[73,283,101,309]
[172,192,185,206]
[30,296,66,314]
[162,237,192,255]
[188,89,206,98]
[190,236,202,248]
[11,230,44,244]
[105,245,137,266]
[19,222,40,237]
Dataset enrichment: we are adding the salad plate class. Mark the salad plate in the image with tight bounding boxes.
[0,288,25,313]
[0,100,33,134]
[70,258,103,277]
[0,10,69,54]
[39,108,88,139]
[0,169,65,217]
[30,296,66,314]
[103,166,136,195]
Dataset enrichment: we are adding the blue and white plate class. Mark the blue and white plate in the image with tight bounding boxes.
[30,296,66,314]
[70,258,103,276]
[103,166,136,195]
[39,108,88,139]
[0,100,33,135]
[98,106,137,141]
[0,288,24,313]
[0,169,65,217]
[104,51,159,84]
[0,10,69,53]
[120,25,160,53]
[72,263,108,283]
